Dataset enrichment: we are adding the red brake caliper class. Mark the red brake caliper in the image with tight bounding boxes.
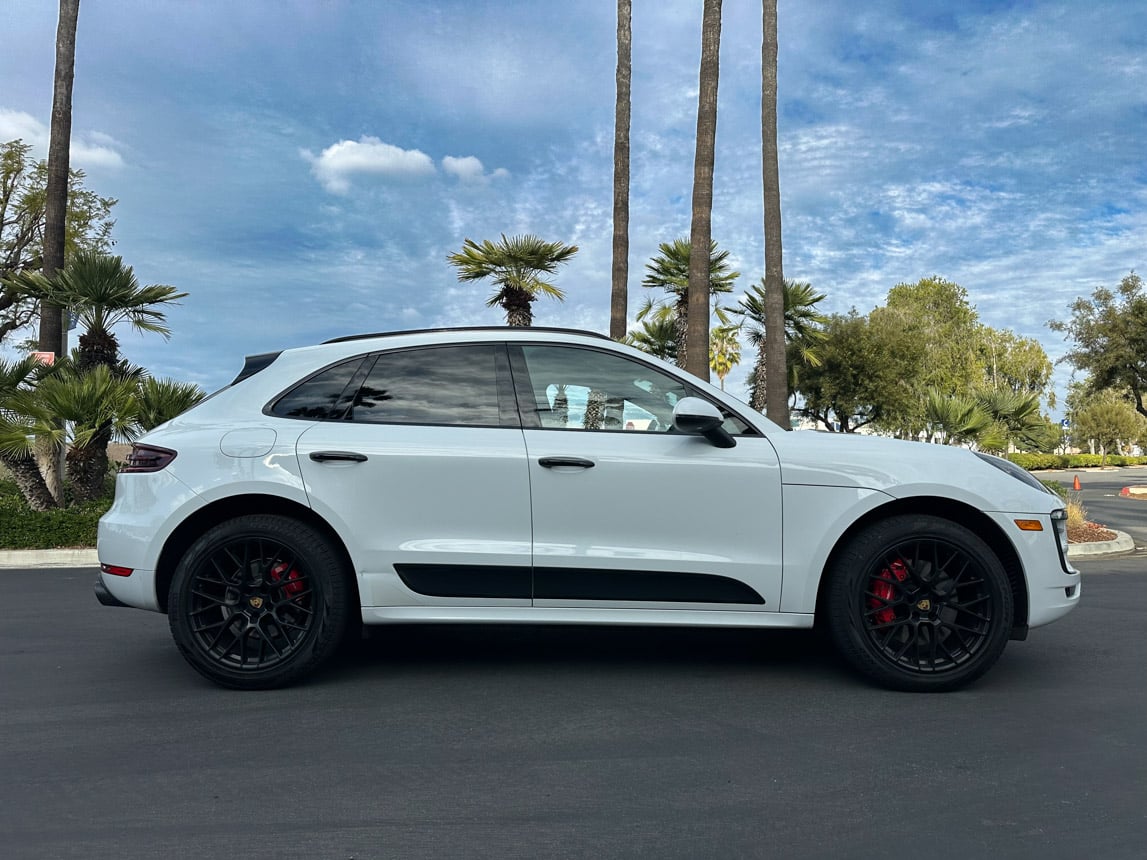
[868,559,908,625]
[269,562,305,597]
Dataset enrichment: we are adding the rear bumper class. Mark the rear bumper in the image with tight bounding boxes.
[94,577,131,608]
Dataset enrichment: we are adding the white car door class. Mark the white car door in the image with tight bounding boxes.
[510,344,783,611]
[289,343,533,607]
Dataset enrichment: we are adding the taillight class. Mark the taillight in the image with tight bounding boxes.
[121,444,177,473]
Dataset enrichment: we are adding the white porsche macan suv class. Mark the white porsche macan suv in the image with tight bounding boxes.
[96,327,1080,690]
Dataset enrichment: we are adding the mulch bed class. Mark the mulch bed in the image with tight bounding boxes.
[1068,521,1117,544]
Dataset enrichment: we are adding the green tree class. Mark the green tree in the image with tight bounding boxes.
[685,0,723,381]
[610,0,632,341]
[447,234,578,327]
[734,278,827,412]
[709,324,741,390]
[978,328,1053,398]
[1,139,116,343]
[794,310,921,432]
[760,0,788,428]
[1050,272,1147,420]
[641,238,738,367]
[868,277,982,435]
[1069,388,1146,464]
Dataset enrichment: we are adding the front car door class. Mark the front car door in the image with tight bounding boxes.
[509,343,783,611]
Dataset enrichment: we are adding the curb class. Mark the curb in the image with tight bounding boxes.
[1066,530,1136,558]
[0,548,99,569]
[1119,486,1147,498]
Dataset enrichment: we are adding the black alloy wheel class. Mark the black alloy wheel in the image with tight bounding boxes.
[827,515,1013,692]
[168,515,350,689]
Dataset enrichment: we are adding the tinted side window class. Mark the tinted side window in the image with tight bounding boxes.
[352,344,501,426]
[271,358,366,420]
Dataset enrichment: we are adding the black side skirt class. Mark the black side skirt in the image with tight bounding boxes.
[394,564,764,605]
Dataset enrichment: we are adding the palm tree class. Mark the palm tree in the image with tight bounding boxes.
[610,0,632,341]
[923,389,993,447]
[25,250,186,370]
[447,234,578,327]
[641,238,738,367]
[761,0,787,427]
[623,317,678,362]
[38,0,81,360]
[686,0,724,382]
[733,279,828,412]
[33,363,139,502]
[0,356,58,511]
[131,376,205,436]
[709,324,741,390]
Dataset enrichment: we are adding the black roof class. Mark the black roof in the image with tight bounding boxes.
[322,326,612,345]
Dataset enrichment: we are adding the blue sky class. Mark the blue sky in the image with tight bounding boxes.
[2,0,1144,408]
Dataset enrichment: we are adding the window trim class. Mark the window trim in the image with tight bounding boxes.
[506,343,760,436]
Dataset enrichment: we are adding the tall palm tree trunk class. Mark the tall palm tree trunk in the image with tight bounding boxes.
[761,0,788,428]
[610,0,632,341]
[39,0,80,358]
[685,0,722,382]
[38,0,81,503]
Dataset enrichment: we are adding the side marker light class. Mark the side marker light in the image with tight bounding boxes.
[1014,519,1044,532]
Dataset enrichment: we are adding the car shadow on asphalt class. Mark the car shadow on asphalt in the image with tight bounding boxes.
[324,623,850,682]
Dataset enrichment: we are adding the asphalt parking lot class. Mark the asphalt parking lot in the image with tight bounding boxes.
[2,553,1144,860]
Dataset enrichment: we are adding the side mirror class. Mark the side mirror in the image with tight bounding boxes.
[672,396,736,448]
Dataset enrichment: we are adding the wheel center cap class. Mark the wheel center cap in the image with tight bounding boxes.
[916,598,932,612]
[248,596,264,610]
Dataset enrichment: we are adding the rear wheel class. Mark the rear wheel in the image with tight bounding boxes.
[168,515,351,689]
[826,515,1013,692]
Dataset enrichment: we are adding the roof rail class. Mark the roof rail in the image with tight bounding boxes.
[322,326,612,345]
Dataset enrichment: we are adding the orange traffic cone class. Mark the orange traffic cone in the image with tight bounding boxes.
[1073,475,1081,491]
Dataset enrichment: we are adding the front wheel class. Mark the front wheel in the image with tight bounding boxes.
[826,515,1013,692]
[168,514,351,689]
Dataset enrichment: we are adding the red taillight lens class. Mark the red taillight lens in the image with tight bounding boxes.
[101,564,134,577]
[120,444,177,473]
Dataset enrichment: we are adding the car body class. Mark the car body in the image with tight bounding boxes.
[97,326,1080,690]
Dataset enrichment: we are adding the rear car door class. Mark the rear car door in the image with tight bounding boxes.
[288,343,533,607]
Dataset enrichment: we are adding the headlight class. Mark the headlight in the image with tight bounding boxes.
[974,452,1059,496]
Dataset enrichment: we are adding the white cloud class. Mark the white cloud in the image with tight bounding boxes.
[302,136,435,193]
[0,108,125,168]
[442,155,510,184]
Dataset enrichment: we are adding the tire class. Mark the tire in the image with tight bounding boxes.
[168,514,351,689]
[826,514,1013,692]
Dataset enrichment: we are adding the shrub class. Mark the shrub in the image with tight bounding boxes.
[0,479,111,549]
[1040,479,1068,500]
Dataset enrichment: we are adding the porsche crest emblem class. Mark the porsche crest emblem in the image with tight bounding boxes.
[249,596,264,609]
[916,599,931,612]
